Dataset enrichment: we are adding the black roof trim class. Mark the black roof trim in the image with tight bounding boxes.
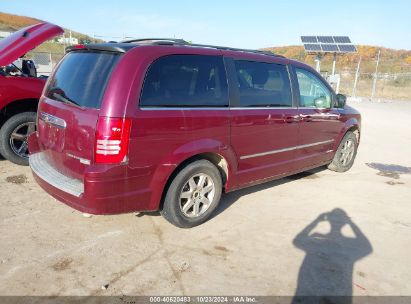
[66,43,135,53]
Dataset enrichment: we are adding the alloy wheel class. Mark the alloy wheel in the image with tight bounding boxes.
[339,139,355,166]
[9,122,36,159]
[179,173,216,218]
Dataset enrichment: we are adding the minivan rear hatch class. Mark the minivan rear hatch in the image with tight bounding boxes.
[37,50,122,179]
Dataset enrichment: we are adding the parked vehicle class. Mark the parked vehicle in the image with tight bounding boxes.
[0,22,63,165]
[29,39,361,228]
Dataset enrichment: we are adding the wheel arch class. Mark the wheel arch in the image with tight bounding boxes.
[0,98,39,127]
[347,125,360,143]
[333,118,361,151]
[145,140,238,211]
[156,152,230,211]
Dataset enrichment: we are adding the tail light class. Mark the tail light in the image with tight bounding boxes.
[95,117,132,164]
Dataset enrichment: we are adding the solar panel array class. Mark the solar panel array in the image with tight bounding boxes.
[301,36,356,53]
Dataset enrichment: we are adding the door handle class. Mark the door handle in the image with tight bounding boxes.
[300,114,313,122]
[284,115,300,123]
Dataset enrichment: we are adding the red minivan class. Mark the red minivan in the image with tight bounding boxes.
[29,39,361,227]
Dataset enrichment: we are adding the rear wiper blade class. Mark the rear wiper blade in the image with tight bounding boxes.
[52,92,81,107]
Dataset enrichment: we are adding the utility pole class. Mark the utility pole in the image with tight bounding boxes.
[315,54,322,73]
[62,32,66,53]
[352,56,361,98]
[371,50,380,100]
[331,53,337,75]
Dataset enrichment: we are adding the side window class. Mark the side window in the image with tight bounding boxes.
[234,60,292,107]
[140,55,228,107]
[295,68,332,108]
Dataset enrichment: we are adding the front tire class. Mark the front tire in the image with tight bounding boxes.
[328,131,358,172]
[0,112,37,166]
[161,159,222,228]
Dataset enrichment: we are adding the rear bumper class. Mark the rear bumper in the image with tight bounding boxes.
[30,152,84,197]
[29,151,155,215]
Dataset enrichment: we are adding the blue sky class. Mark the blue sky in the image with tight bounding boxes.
[2,0,411,50]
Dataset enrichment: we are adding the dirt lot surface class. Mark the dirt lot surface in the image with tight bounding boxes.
[0,100,410,296]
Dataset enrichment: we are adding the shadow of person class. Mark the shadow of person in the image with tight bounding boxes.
[292,209,372,304]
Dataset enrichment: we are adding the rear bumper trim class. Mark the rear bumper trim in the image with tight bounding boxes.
[29,152,84,197]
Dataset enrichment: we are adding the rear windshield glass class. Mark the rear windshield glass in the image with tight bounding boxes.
[45,51,121,109]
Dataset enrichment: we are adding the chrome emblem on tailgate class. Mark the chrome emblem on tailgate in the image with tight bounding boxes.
[66,153,91,165]
[39,112,67,129]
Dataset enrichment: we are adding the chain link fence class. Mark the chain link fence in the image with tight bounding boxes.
[337,71,411,101]
[28,51,64,77]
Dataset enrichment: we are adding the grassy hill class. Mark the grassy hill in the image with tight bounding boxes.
[0,11,104,64]
[262,45,411,99]
[0,12,43,31]
[262,45,411,74]
[0,11,100,48]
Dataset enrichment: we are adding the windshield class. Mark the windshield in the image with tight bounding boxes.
[45,51,121,108]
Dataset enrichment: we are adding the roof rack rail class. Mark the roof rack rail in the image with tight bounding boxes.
[121,38,188,44]
[187,43,284,58]
[121,38,283,58]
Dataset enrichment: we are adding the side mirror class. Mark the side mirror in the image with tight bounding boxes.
[336,94,347,108]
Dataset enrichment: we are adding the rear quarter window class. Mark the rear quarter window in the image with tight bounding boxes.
[45,51,121,109]
[140,55,228,108]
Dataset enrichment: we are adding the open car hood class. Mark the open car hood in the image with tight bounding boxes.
[0,22,64,66]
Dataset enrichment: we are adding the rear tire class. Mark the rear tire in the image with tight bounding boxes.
[0,112,37,166]
[328,131,358,172]
[161,159,222,228]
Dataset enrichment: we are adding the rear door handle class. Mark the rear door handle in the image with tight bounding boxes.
[284,115,300,123]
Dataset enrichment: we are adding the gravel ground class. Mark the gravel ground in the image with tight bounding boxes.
[0,100,410,296]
